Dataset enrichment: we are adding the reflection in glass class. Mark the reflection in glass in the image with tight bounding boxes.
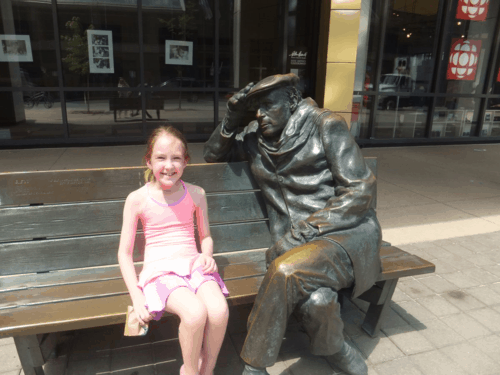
[66,91,143,138]
[378,0,438,93]
[57,0,140,88]
[431,97,478,138]
[374,96,429,139]
[350,94,372,139]
[437,0,500,94]
[0,91,63,140]
[0,0,59,88]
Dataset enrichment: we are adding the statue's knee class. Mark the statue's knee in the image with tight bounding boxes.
[274,260,297,278]
[308,287,338,308]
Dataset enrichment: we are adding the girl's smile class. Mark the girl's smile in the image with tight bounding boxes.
[147,134,188,190]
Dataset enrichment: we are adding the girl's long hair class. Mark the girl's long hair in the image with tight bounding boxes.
[143,125,190,183]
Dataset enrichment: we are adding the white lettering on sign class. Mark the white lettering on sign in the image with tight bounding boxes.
[289,51,307,58]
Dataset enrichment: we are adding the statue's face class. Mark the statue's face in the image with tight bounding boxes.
[254,88,292,140]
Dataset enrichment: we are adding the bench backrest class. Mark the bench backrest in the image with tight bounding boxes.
[0,158,376,277]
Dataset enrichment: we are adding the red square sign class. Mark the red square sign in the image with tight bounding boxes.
[447,39,482,81]
[456,0,489,21]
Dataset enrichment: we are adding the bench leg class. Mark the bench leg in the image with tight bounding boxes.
[14,335,45,375]
[361,278,398,337]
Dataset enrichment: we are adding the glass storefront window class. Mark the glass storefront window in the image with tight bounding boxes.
[437,0,500,95]
[431,97,479,137]
[57,0,140,89]
[0,0,59,88]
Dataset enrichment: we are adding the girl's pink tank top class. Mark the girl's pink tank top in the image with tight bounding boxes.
[138,181,200,289]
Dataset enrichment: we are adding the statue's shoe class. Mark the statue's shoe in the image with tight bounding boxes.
[329,341,368,375]
[242,364,270,375]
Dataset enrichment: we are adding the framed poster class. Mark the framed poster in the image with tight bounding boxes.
[165,40,193,66]
[0,35,33,62]
[87,30,114,74]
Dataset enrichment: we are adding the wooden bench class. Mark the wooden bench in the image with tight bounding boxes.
[0,158,435,375]
[109,97,164,121]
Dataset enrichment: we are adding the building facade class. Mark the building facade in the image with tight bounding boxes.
[1,0,499,147]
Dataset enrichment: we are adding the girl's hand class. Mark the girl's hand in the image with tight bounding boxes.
[131,291,154,326]
[196,254,218,274]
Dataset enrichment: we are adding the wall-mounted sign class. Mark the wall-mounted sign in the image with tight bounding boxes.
[456,0,489,21]
[447,39,481,81]
[0,34,33,62]
[165,40,193,66]
[87,30,114,74]
[288,48,308,68]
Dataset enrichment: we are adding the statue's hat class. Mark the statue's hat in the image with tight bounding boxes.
[246,73,299,101]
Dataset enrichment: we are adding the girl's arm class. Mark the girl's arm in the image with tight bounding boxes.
[117,191,152,325]
[191,185,216,273]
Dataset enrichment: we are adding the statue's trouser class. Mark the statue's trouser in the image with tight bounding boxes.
[240,239,355,369]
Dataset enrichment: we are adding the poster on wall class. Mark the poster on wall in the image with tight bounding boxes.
[456,0,489,22]
[0,35,33,62]
[87,30,114,74]
[446,39,481,81]
[165,40,193,66]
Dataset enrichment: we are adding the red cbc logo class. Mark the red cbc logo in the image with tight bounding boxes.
[447,39,481,81]
[456,0,489,21]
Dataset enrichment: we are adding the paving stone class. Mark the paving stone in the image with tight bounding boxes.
[485,250,500,262]
[455,238,493,253]
[440,271,482,288]
[440,342,499,375]
[437,254,475,270]
[265,355,291,375]
[280,328,310,354]
[482,264,500,277]
[467,308,500,332]
[0,337,14,347]
[462,268,499,285]
[391,300,437,326]
[66,356,111,375]
[0,371,21,375]
[465,285,500,305]
[43,356,68,375]
[397,279,435,299]
[110,345,154,372]
[341,302,368,338]
[417,275,458,294]
[379,306,410,330]
[351,334,405,365]
[429,259,458,274]
[489,281,500,294]
[470,334,500,364]
[436,243,475,258]
[441,313,491,340]
[441,290,486,311]
[412,319,465,348]
[415,295,461,317]
[428,247,455,260]
[0,343,22,372]
[374,356,425,375]
[282,351,335,375]
[382,325,434,355]
[213,360,245,375]
[391,287,412,303]
[409,349,468,375]
[468,253,498,267]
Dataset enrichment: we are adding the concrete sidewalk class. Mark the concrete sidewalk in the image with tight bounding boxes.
[1,143,500,375]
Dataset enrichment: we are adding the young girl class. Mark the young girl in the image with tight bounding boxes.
[118,125,229,375]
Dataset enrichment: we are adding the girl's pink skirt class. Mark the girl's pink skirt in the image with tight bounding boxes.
[142,266,229,320]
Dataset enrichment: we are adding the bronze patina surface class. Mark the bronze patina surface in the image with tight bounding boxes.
[204,73,382,375]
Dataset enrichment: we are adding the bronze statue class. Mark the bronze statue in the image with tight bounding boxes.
[204,74,381,375]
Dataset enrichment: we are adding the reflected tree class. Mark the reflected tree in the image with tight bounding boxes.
[60,17,94,113]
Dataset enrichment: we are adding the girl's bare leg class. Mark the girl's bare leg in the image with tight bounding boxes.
[165,287,208,375]
[196,281,229,375]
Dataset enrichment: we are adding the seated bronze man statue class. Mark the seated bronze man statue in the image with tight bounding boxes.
[204,73,381,375]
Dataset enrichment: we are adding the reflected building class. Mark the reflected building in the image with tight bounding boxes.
[1,0,500,146]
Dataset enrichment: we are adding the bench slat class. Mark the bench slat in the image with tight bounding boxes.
[0,275,265,338]
[0,261,268,311]
[0,162,259,206]
[379,246,435,280]
[0,192,267,242]
[0,222,272,275]
[0,249,267,293]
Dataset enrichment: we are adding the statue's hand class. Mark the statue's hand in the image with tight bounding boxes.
[226,82,255,118]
